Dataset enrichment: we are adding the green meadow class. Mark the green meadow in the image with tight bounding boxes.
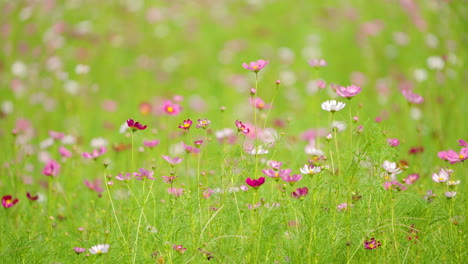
[0,0,467,263]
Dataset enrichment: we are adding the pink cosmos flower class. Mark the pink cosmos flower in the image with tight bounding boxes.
[245,177,265,189]
[82,147,107,159]
[196,119,211,129]
[2,195,19,208]
[432,168,452,183]
[203,188,214,199]
[173,244,187,254]
[335,85,362,99]
[337,203,354,212]
[240,185,249,191]
[116,173,133,181]
[161,100,182,115]
[143,140,160,148]
[84,179,104,196]
[402,89,424,104]
[42,160,60,177]
[364,238,381,250]
[250,97,271,110]
[242,59,269,73]
[162,175,178,184]
[458,139,468,147]
[269,160,282,170]
[162,155,183,166]
[74,247,86,254]
[235,120,250,134]
[281,174,302,185]
[178,119,192,130]
[181,142,200,154]
[404,174,420,185]
[308,59,327,67]
[383,181,408,191]
[291,187,309,199]
[49,130,65,140]
[59,146,72,158]
[387,138,400,147]
[445,191,457,199]
[134,168,155,180]
[127,119,147,132]
[168,187,184,197]
[445,148,468,164]
[262,168,292,181]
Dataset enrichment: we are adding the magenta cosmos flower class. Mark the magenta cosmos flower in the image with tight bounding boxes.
[242,59,269,73]
[196,119,211,129]
[82,147,107,159]
[2,195,19,208]
[168,187,184,197]
[134,168,155,180]
[43,160,60,177]
[127,119,147,132]
[364,238,381,250]
[178,119,192,130]
[291,187,309,199]
[445,148,468,164]
[387,138,400,147]
[245,177,265,189]
[458,139,468,147]
[336,85,362,99]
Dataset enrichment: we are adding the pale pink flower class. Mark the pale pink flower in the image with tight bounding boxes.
[143,140,160,148]
[168,187,184,197]
[59,146,72,158]
[387,138,400,147]
[269,160,282,170]
[134,168,155,180]
[402,89,424,104]
[336,85,362,99]
[161,100,182,115]
[404,174,419,185]
[432,168,452,183]
[281,174,302,185]
[49,130,64,140]
[84,179,103,196]
[162,155,183,166]
[262,168,292,181]
[162,175,177,184]
[242,59,269,73]
[82,147,107,159]
[116,173,133,181]
[383,181,408,191]
[308,59,327,67]
[250,97,271,110]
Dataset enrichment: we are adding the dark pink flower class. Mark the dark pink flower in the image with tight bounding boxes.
[445,148,468,164]
[182,142,200,154]
[387,138,400,147]
[2,195,19,208]
[42,160,60,177]
[364,238,381,250]
[173,244,187,254]
[26,192,39,201]
[161,100,182,115]
[291,187,309,199]
[178,119,192,130]
[408,146,424,154]
[235,120,250,134]
[82,147,107,159]
[404,174,420,185]
[242,59,269,73]
[127,119,147,132]
[245,177,265,189]
[336,85,362,99]
[143,140,160,148]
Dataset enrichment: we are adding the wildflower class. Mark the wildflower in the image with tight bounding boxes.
[250,97,271,110]
[458,139,468,147]
[281,174,302,185]
[336,85,362,99]
[383,181,408,191]
[139,102,152,115]
[269,160,282,170]
[90,137,108,148]
[162,175,178,184]
[447,180,460,186]
[235,120,250,134]
[291,187,308,199]
[337,203,354,212]
[249,146,269,155]
[321,100,346,112]
[331,121,347,132]
[26,192,39,201]
[178,119,192,130]
[194,140,203,148]
[143,140,160,148]
[402,89,424,104]
[84,179,103,197]
[59,146,72,158]
[240,185,249,191]
[134,168,155,180]
[89,244,110,254]
[182,142,200,154]
[308,58,327,68]
[403,174,419,185]
[300,164,321,175]
[387,138,400,147]
[445,191,457,199]
[167,187,184,197]
[2,195,19,208]
[262,168,292,181]
[407,224,419,243]
[409,146,424,154]
[162,155,183,166]
[49,130,65,140]
[382,161,402,178]
[115,173,133,181]
[161,100,182,115]
[364,238,381,250]
[43,160,60,177]
[242,59,269,73]
[127,119,147,132]
[432,168,452,183]
[245,177,266,189]
[74,247,86,254]
[82,147,107,160]
[196,119,211,129]
[423,190,436,203]
[203,188,214,199]
[445,148,468,164]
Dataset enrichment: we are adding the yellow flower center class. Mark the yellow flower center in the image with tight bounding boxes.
[439,177,445,181]
[253,65,258,70]
[167,106,174,113]
[6,199,12,204]
[369,244,375,249]
[459,154,464,159]
[274,172,279,177]
[184,124,190,128]
[97,250,102,254]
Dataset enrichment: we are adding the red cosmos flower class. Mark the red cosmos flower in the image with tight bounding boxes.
[2,195,19,208]
[26,192,39,201]
[127,119,147,132]
[245,177,265,189]
[178,119,192,130]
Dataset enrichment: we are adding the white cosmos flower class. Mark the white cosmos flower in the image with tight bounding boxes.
[382,160,402,175]
[444,191,456,199]
[304,145,324,156]
[447,180,460,186]
[300,164,321,175]
[249,146,269,155]
[321,100,346,112]
[89,244,110,254]
[432,168,451,183]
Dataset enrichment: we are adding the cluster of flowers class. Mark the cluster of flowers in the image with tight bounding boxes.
[74,244,110,255]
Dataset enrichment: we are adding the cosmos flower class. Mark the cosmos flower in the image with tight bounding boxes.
[336,203,353,212]
[432,168,452,183]
[115,173,133,181]
[173,244,187,254]
[162,155,183,166]
[235,120,250,134]
[291,187,309,199]
[143,140,160,148]
[382,161,402,176]
[84,179,104,196]
[161,100,182,116]
[250,97,271,110]
[335,85,362,99]
[178,119,192,130]
[387,138,400,147]
[445,148,468,164]
[364,238,381,250]
[82,147,107,159]
[402,89,424,104]
[127,119,147,132]
[89,244,110,254]
[300,164,321,175]
[74,247,86,254]
[403,174,420,185]
[321,100,346,112]
[445,191,457,199]
[262,168,292,181]
[134,168,155,180]
[245,177,265,189]
[26,192,39,201]
[42,160,60,177]
[196,119,211,129]
[167,187,184,197]
[383,181,408,191]
[308,59,327,68]
[281,174,302,185]
[242,59,269,73]
[2,195,19,208]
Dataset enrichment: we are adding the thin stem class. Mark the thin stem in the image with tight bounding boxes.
[104,167,127,245]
